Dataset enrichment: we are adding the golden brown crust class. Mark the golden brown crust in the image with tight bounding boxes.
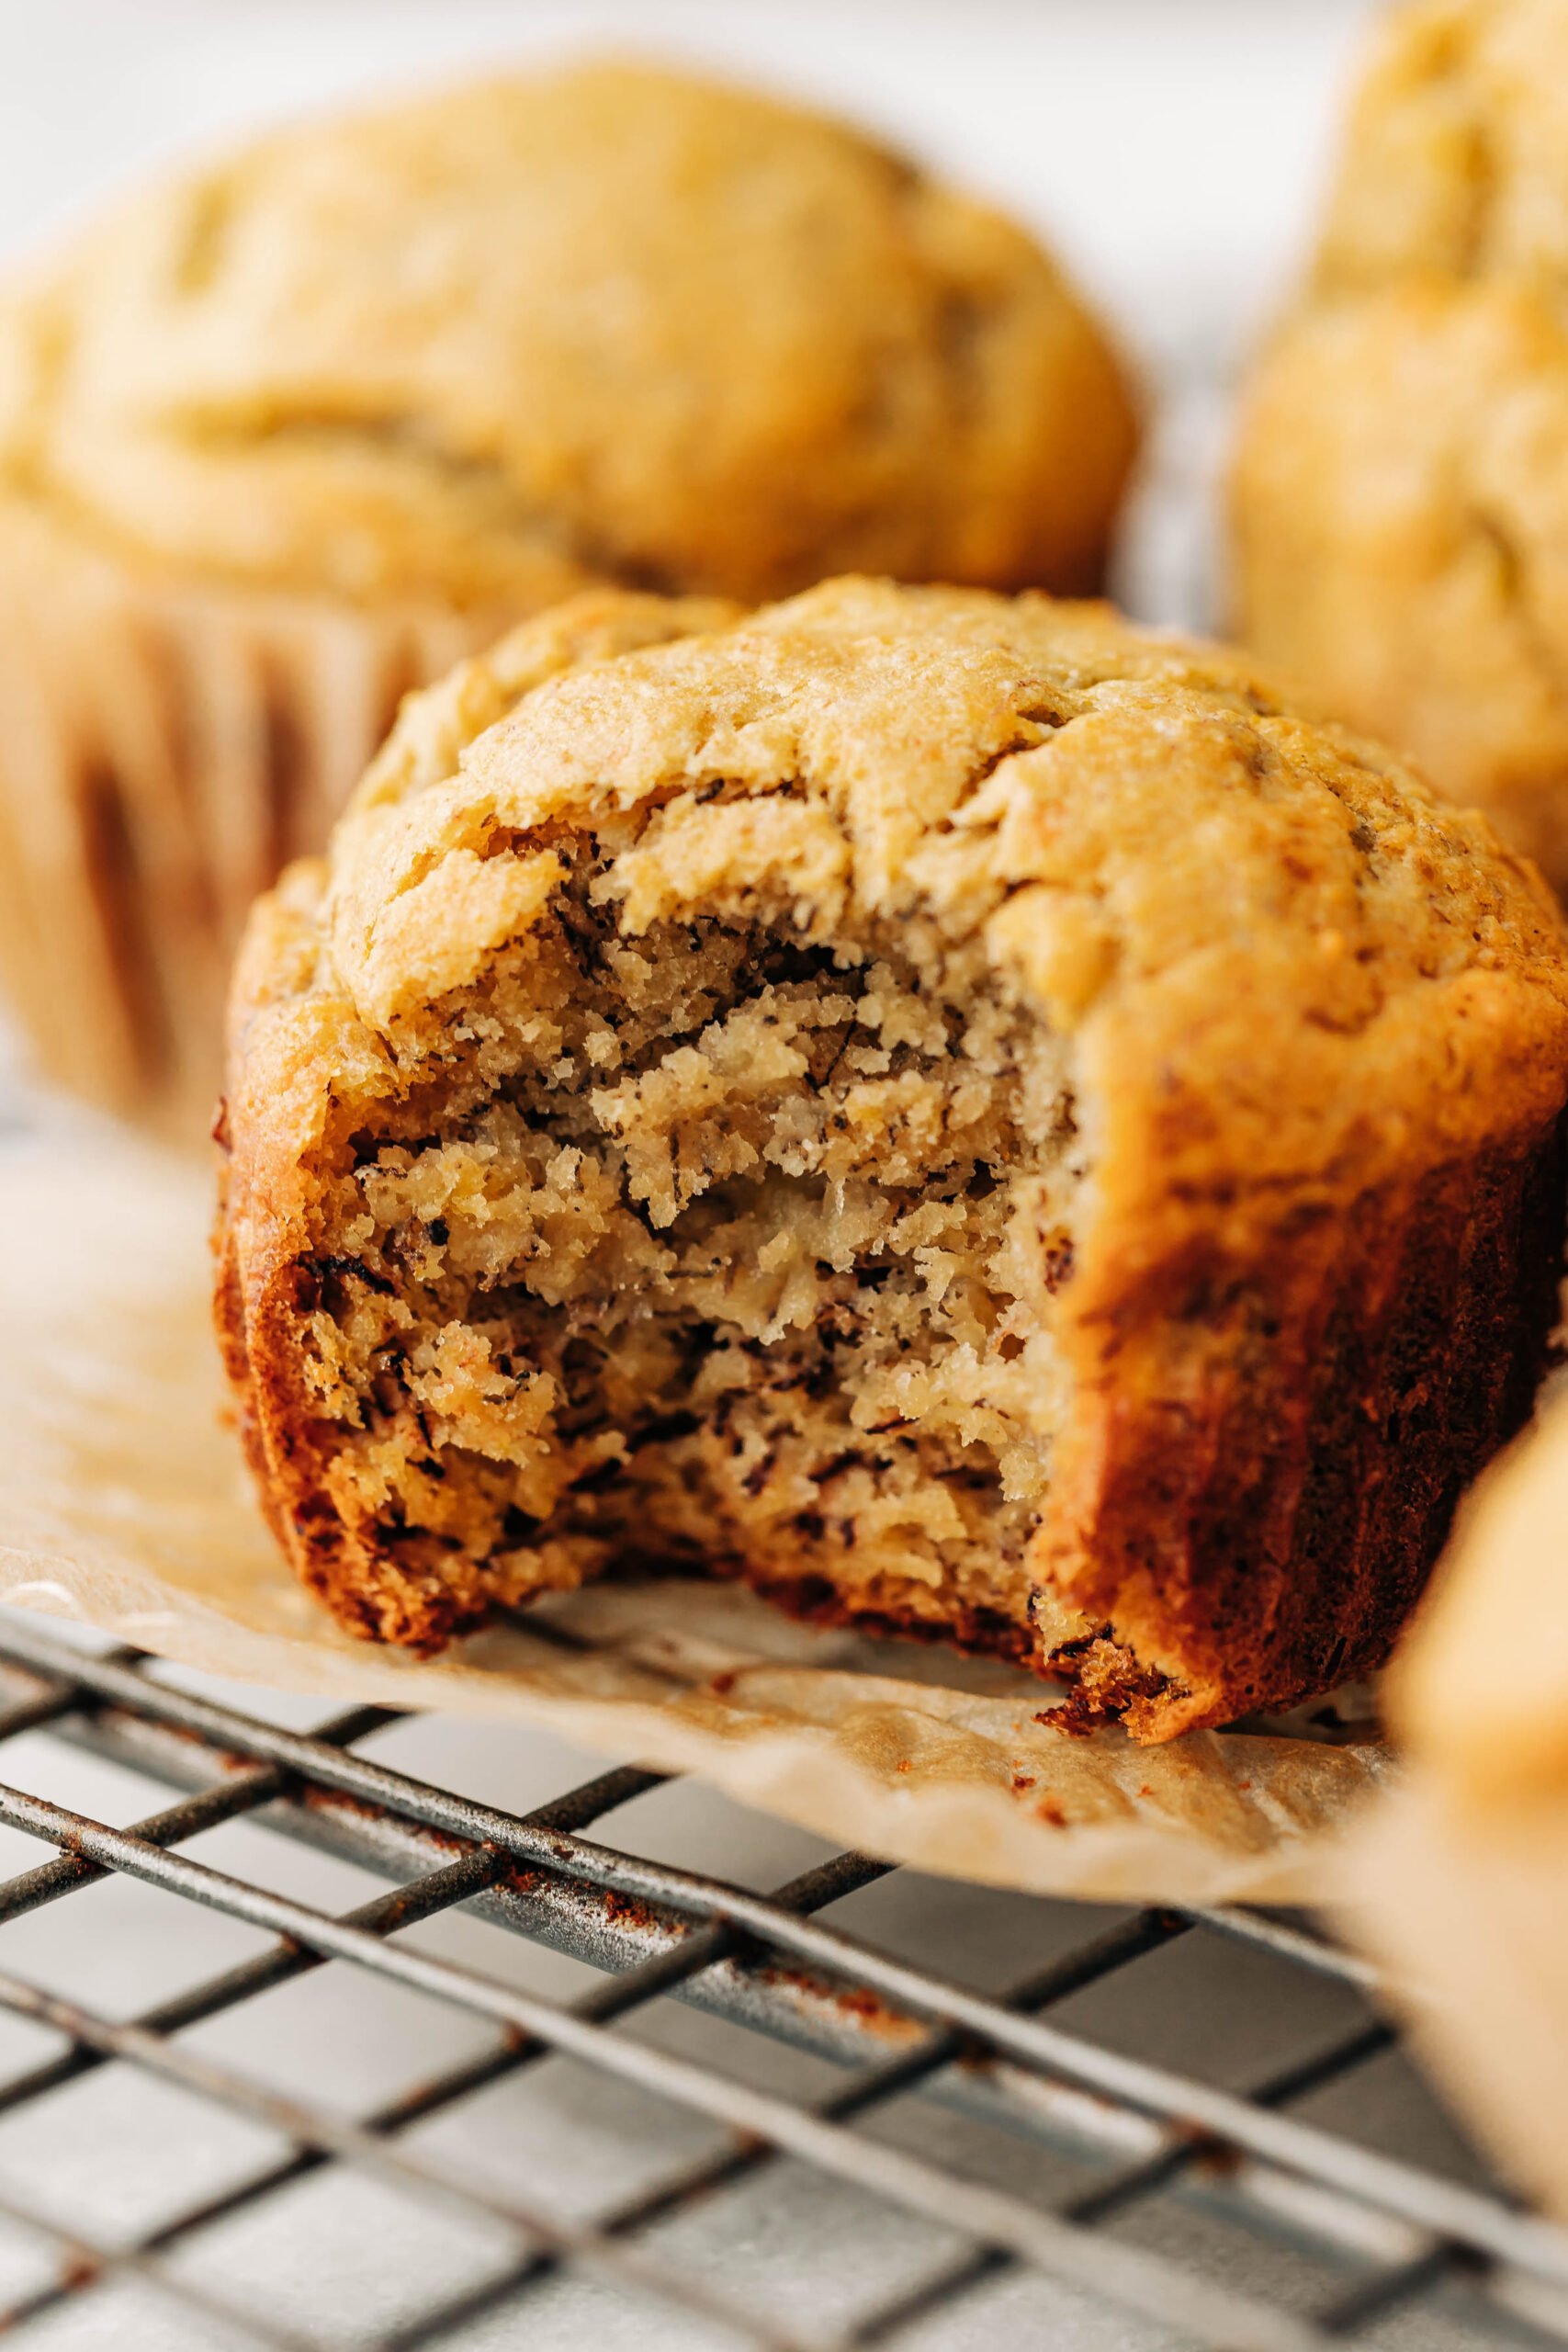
[1232,0,1568,890]
[0,60,1137,611]
[216,579,1568,1736]
[0,57,1136,1130]
[1043,1127,1568,1735]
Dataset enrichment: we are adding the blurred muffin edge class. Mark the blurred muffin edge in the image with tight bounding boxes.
[1230,0,1568,894]
[0,56,1139,1136]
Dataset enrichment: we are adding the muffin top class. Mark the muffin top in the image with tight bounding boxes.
[231,577,1568,1279]
[0,62,1137,611]
[1229,0,1568,888]
[1314,0,1568,295]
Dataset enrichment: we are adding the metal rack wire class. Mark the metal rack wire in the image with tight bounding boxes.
[0,1612,1556,2351]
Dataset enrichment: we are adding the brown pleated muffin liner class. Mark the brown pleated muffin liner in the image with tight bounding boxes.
[0,502,519,1139]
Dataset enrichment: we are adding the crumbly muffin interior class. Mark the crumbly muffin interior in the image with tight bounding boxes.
[221,577,1568,1735]
[294,820,1082,1644]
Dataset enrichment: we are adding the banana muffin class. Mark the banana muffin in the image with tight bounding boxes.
[0,61,1137,1131]
[1391,1381,1568,1802]
[1232,0,1568,894]
[214,578,1568,1741]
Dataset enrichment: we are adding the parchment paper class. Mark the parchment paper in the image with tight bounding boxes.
[0,1114,1396,1905]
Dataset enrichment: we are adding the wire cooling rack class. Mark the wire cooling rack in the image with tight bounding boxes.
[0,1620,1554,2350]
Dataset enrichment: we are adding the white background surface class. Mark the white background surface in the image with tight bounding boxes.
[0,7,1509,2351]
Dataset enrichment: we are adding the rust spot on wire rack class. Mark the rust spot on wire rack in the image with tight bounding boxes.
[297,1778,470,1853]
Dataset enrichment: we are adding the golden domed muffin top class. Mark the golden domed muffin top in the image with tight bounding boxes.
[0,62,1137,610]
[1314,0,1568,294]
[232,576,1568,1272]
[1229,0,1568,890]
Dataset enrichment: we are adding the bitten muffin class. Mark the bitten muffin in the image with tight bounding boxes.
[1232,0,1568,894]
[0,61,1137,1131]
[214,579,1568,1740]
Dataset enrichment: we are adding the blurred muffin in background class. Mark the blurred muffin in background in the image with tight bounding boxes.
[1232,0,1568,893]
[0,59,1139,1132]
